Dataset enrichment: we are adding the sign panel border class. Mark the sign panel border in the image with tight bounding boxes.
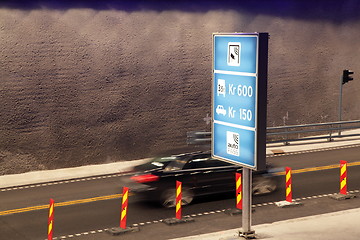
[211,32,268,170]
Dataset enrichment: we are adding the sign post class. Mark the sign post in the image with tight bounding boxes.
[241,167,253,237]
[212,32,268,238]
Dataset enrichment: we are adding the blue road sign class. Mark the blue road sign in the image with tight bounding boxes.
[212,33,268,170]
[214,73,256,128]
[213,35,258,73]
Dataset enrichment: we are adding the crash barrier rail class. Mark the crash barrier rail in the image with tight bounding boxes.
[267,120,360,145]
[187,120,360,145]
[44,161,356,238]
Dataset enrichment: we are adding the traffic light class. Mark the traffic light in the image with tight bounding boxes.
[342,69,354,84]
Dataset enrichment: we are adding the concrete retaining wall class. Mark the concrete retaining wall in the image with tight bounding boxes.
[1,1,360,174]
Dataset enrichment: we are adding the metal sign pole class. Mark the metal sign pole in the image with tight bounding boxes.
[239,168,255,238]
[338,75,343,135]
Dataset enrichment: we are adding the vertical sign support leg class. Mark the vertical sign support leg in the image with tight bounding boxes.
[239,168,255,239]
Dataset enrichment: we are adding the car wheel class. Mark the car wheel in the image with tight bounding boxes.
[252,176,277,195]
[160,188,194,208]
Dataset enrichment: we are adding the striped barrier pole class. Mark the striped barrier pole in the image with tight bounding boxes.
[120,187,129,229]
[48,198,55,240]
[176,181,182,220]
[163,180,195,225]
[285,167,292,202]
[236,173,242,210]
[328,160,355,201]
[340,160,348,195]
[275,166,302,207]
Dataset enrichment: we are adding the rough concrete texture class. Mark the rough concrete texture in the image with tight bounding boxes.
[1,1,360,174]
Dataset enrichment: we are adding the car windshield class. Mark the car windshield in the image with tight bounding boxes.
[163,158,188,171]
[134,156,178,171]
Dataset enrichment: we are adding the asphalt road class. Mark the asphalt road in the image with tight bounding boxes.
[1,146,360,240]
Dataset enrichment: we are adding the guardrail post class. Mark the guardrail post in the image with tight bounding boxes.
[284,128,290,145]
[328,123,333,142]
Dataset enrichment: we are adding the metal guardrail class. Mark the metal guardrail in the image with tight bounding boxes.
[187,120,360,145]
[267,120,360,145]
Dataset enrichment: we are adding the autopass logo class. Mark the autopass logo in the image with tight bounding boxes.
[226,131,240,156]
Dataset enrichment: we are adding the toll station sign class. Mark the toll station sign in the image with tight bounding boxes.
[212,33,268,170]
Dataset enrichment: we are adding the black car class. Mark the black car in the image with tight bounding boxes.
[122,151,278,207]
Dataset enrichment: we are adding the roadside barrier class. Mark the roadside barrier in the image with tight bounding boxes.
[120,187,129,229]
[340,160,347,195]
[236,173,242,210]
[224,173,244,215]
[176,181,182,219]
[285,167,292,202]
[330,160,356,200]
[163,181,194,225]
[275,167,302,207]
[106,187,139,235]
[48,199,54,240]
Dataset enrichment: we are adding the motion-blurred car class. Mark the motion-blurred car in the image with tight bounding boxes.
[122,151,278,207]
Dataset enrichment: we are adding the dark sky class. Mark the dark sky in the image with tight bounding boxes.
[1,0,359,23]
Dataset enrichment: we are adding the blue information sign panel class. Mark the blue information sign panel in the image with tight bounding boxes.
[212,33,268,170]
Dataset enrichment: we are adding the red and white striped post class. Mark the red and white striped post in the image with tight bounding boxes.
[329,160,355,201]
[120,187,129,229]
[176,181,182,220]
[48,198,55,240]
[285,167,292,202]
[340,160,348,195]
[236,173,242,210]
[275,166,302,207]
